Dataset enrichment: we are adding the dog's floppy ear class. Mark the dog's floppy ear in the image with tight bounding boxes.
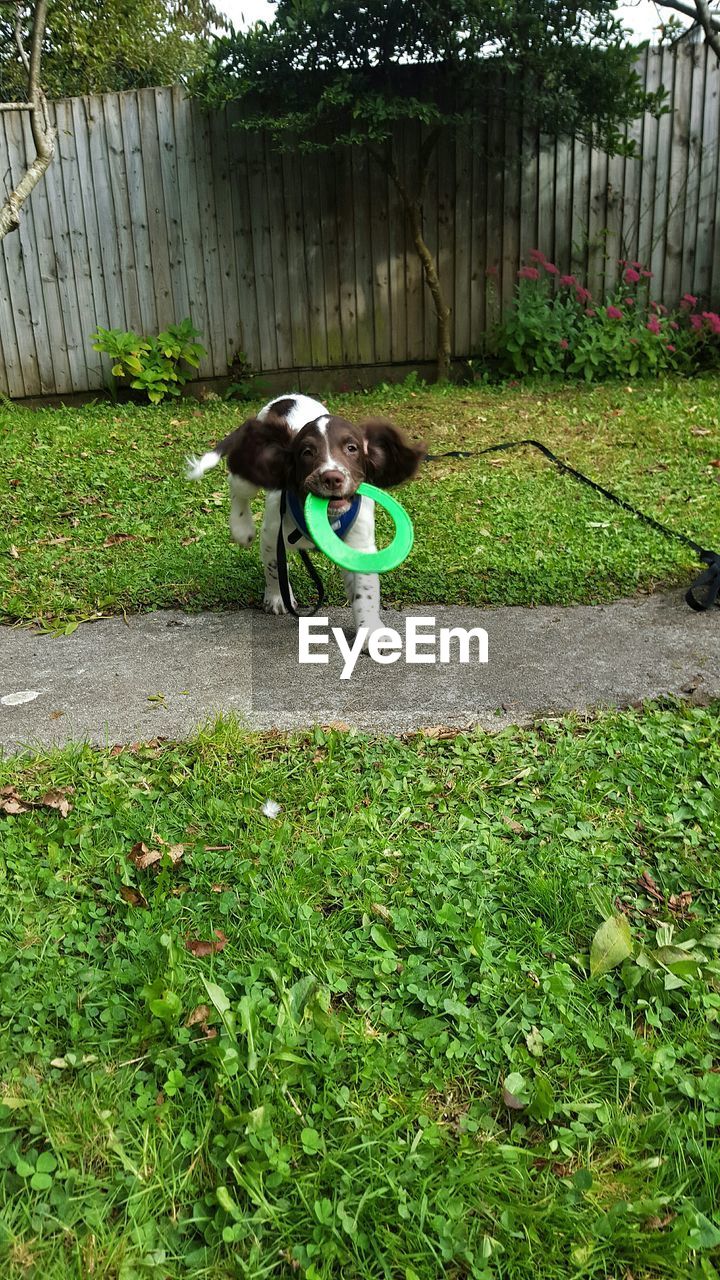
[361,420,426,489]
[226,415,293,489]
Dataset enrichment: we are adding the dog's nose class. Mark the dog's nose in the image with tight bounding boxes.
[321,470,346,493]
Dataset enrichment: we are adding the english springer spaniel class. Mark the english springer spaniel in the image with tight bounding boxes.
[188,394,425,639]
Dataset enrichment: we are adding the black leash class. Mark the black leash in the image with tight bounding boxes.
[274,442,720,615]
[277,489,326,617]
[425,439,720,613]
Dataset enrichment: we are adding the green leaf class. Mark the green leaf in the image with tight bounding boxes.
[203,979,231,1017]
[30,1171,53,1190]
[35,1152,57,1173]
[590,915,633,977]
[301,1127,323,1154]
[370,923,395,951]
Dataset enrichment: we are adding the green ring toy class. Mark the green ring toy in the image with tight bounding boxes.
[304,482,414,574]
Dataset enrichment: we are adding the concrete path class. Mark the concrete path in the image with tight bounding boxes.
[0,591,718,753]
[0,593,712,752]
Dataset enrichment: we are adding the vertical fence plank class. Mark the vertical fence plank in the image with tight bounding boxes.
[468,118,488,349]
[244,129,278,372]
[154,87,191,330]
[172,88,213,376]
[681,44,706,299]
[665,45,693,303]
[192,100,229,374]
[694,45,718,300]
[102,92,143,334]
[281,149,312,369]
[55,97,99,387]
[437,126,456,360]
[370,151,392,364]
[351,147,376,366]
[225,110,261,371]
[71,96,111,387]
[264,134,293,370]
[649,47,677,295]
[335,145,359,367]
[318,148,344,367]
[137,89,174,331]
[120,92,156,337]
[453,125,472,357]
[404,122,425,361]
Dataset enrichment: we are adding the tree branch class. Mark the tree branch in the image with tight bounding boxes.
[0,0,56,241]
[655,0,720,54]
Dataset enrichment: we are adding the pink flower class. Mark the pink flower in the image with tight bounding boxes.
[631,261,643,270]
[559,274,577,287]
[529,249,545,263]
[625,297,635,307]
[681,293,697,309]
[485,265,499,278]
[667,343,676,352]
[517,266,540,281]
[543,261,559,275]
[624,267,641,284]
[702,311,720,335]
[575,285,592,305]
[606,305,623,319]
[559,338,569,349]
[669,321,679,331]
[646,317,662,334]
[690,315,703,330]
[640,269,653,278]
[585,308,596,317]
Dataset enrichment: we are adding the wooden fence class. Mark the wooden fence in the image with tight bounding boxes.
[1,43,719,399]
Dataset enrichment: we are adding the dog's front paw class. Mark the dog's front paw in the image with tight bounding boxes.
[263,590,296,616]
[357,619,384,653]
[230,512,256,547]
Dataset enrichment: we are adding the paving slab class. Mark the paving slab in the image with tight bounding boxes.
[0,592,718,753]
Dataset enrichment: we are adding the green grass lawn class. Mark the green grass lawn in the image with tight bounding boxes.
[1,706,719,1279]
[2,376,720,625]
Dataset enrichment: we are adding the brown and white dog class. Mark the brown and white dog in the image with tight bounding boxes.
[187,394,425,640]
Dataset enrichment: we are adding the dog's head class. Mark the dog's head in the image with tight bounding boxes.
[229,413,426,515]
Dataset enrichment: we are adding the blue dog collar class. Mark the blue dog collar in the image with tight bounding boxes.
[285,489,361,545]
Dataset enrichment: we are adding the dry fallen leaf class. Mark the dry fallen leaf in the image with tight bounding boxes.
[185,1004,216,1036]
[119,885,148,908]
[8,545,19,559]
[668,890,693,916]
[205,844,232,852]
[371,903,391,922]
[0,785,73,817]
[39,789,73,818]
[0,786,30,815]
[637,870,664,903]
[103,533,136,547]
[690,426,711,436]
[211,883,231,893]
[185,929,228,957]
[502,815,526,835]
[130,840,184,870]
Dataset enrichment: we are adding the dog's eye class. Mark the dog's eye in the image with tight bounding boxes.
[300,445,314,458]
[345,442,358,453]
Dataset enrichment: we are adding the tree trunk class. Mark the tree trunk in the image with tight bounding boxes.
[0,1,56,242]
[403,195,452,382]
[369,137,453,382]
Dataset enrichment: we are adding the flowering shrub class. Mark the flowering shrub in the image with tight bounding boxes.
[490,252,720,381]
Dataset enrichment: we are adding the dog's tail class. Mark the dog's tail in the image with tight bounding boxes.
[186,429,235,480]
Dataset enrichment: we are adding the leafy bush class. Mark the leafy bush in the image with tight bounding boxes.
[490,250,720,381]
[90,318,206,404]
